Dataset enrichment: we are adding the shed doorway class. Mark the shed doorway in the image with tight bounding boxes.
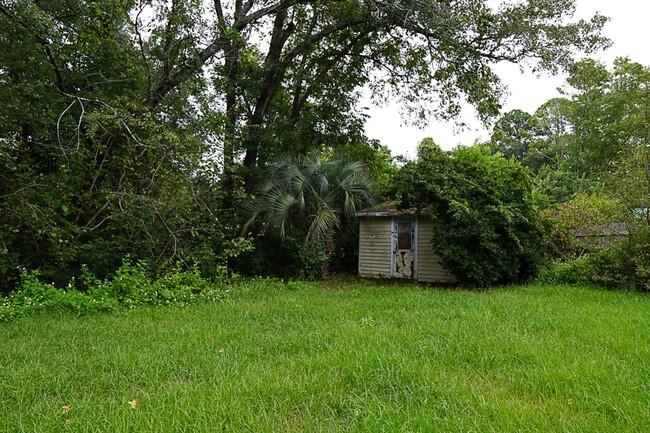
[392,220,415,279]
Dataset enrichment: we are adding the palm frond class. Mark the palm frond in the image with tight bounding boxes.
[306,207,340,244]
[245,152,376,242]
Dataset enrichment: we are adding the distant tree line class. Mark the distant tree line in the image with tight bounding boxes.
[487,58,650,290]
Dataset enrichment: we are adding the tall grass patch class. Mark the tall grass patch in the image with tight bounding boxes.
[1,281,649,432]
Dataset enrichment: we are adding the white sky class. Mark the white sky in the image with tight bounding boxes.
[364,0,650,157]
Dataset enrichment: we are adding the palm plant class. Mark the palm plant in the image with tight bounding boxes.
[244,153,375,243]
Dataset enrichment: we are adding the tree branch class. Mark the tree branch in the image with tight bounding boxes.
[0,4,68,93]
[283,17,368,64]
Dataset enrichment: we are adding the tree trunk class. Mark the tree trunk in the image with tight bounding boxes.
[242,9,292,193]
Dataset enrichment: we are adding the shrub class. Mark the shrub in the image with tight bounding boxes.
[627,226,650,291]
[295,237,333,280]
[102,258,152,302]
[0,259,229,323]
[0,270,118,322]
[537,252,632,289]
[542,193,630,257]
[149,264,228,306]
[539,224,650,291]
[236,234,340,280]
[395,142,549,286]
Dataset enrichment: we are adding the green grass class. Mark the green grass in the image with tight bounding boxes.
[1,280,649,432]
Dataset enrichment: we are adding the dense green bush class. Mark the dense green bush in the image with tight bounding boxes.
[628,227,650,291]
[0,270,118,322]
[239,153,374,280]
[395,141,549,287]
[537,251,632,289]
[538,224,650,291]
[0,260,229,323]
[235,235,336,280]
[542,193,629,257]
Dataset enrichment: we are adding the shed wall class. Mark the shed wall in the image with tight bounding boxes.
[358,218,392,278]
[416,218,456,283]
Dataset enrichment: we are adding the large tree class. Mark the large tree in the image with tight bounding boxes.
[0,0,226,285]
[1,0,609,176]
[603,59,650,220]
[490,109,540,164]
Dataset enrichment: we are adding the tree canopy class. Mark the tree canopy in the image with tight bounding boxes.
[0,0,610,286]
[489,57,650,209]
[1,0,609,176]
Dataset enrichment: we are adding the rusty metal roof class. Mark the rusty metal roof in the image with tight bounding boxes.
[569,222,630,237]
[356,201,417,217]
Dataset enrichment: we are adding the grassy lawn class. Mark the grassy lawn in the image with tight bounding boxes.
[1,280,649,432]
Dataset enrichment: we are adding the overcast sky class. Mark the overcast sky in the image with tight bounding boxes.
[364,0,650,157]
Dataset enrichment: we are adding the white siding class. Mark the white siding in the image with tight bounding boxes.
[416,217,456,283]
[358,218,392,278]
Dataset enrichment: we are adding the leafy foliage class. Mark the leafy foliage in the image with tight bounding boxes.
[488,57,650,291]
[0,0,610,286]
[241,153,374,278]
[490,58,650,208]
[0,1,251,288]
[0,259,229,323]
[334,139,397,201]
[541,193,629,255]
[490,109,540,164]
[538,224,650,292]
[245,153,374,244]
[396,141,548,286]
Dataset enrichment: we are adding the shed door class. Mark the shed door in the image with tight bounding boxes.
[393,221,415,278]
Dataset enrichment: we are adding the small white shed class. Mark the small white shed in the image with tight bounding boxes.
[356,202,456,283]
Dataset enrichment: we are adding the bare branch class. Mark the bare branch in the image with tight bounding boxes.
[60,92,146,148]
